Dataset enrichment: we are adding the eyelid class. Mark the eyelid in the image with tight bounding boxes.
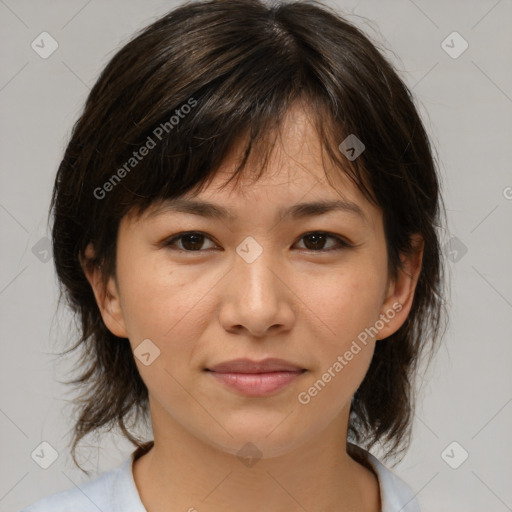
[162,230,354,253]
[164,231,219,251]
[296,231,354,250]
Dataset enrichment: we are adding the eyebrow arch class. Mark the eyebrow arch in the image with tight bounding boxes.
[147,197,366,222]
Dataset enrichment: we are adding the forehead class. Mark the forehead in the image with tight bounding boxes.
[130,102,381,227]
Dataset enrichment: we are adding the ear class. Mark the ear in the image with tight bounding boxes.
[376,234,424,340]
[79,243,128,339]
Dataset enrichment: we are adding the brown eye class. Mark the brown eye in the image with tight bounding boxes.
[296,232,350,252]
[165,232,217,251]
[163,230,351,254]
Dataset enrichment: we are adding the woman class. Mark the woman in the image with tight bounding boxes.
[21,0,446,510]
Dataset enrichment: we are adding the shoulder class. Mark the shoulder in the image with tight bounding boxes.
[347,442,421,512]
[364,451,422,512]
[19,455,144,512]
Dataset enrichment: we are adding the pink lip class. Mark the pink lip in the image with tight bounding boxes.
[205,358,306,397]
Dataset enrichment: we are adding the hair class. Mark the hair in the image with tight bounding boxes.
[49,0,447,474]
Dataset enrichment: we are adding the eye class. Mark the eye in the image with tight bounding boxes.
[164,231,218,252]
[163,231,351,253]
[294,231,351,252]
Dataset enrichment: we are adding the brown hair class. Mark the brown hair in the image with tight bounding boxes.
[49,0,446,474]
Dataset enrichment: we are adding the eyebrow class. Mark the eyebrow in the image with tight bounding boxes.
[147,197,366,223]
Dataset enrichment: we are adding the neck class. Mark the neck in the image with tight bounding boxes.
[132,409,380,512]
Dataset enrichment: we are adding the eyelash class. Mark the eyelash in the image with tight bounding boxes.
[163,231,352,253]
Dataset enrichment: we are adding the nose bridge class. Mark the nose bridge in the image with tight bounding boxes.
[219,235,294,336]
[234,235,281,306]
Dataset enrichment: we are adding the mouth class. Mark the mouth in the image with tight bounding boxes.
[205,357,306,373]
[204,358,307,397]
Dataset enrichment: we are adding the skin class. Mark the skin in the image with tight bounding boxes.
[83,103,423,512]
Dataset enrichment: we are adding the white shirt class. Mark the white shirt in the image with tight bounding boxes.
[20,447,421,512]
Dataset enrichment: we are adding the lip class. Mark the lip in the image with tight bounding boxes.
[207,358,305,373]
[205,358,306,397]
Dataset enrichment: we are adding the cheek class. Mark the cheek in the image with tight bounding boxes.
[116,246,198,338]
[295,279,380,420]
[116,251,222,379]
[296,257,388,346]
[116,263,211,407]
[292,257,387,404]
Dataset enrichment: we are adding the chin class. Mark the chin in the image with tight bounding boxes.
[196,414,310,460]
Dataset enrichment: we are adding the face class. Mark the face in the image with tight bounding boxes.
[84,104,421,459]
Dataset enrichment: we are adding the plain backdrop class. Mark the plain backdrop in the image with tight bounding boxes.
[1,1,511,511]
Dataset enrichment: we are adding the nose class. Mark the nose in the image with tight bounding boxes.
[218,247,295,338]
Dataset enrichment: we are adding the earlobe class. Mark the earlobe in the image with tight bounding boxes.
[80,243,129,339]
[377,234,424,340]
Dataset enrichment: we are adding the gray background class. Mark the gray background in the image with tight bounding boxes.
[1,0,511,511]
